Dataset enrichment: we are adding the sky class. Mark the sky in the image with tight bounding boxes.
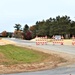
[0,0,75,32]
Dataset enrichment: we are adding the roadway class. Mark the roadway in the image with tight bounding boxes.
[2,38,75,75]
[4,38,75,55]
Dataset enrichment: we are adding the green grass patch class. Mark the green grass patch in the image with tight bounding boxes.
[0,44,52,65]
[0,44,66,65]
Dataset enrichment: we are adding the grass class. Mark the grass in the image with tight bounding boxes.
[0,44,66,65]
[0,45,51,65]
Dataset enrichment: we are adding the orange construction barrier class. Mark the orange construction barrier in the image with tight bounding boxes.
[53,39,63,45]
[72,36,75,45]
[36,36,47,45]
[52,35,64,45]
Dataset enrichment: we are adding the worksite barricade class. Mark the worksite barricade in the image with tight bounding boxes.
[53,39,63,45]
[36,36,47,45]
[72,36,75,45]
[52,35,64,45]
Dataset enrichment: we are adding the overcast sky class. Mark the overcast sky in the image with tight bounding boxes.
[0,0,75,32]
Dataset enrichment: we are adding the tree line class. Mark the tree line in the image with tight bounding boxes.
[30,15,75,38]
[1,15,75,39]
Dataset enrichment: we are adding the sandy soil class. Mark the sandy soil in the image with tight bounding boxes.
[0,39,16,45]
[0,39,75,74]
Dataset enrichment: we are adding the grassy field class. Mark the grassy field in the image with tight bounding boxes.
[0,45,49,65]
[0,44,66,65]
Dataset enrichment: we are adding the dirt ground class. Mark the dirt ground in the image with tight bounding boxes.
[0,38,75,74]
[0,38,16,45]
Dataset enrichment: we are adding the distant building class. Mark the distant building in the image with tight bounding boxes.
[0,33,2,37]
